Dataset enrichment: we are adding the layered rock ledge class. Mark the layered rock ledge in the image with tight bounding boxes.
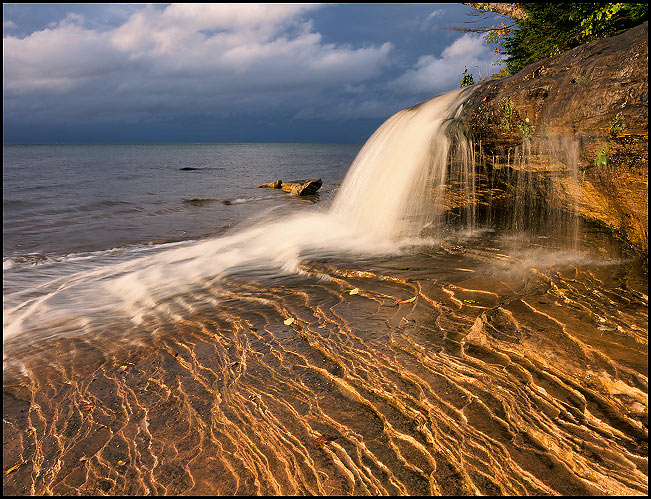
[459,22,648,257]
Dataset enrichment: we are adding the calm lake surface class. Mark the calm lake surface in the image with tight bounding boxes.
[3,142,647,495]
[3,143,359,259]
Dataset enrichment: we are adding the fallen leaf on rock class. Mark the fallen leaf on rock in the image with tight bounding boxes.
[463,299,477,304]
[349,288,359,295]
[4,463,22,475]
[284,317,295,326]
[117,460,125,466]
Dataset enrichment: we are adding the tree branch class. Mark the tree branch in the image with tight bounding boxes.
[442,22,518,33]
[461,3,528,20]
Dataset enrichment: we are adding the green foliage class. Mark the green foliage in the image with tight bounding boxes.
[573,72,594,85]
[594,145,610,167]
[487,66,510,81]
[459,67,475,87]
[623,153,644,168]
[610,112,626,134]
[500,3,648,75]
[498,97,513,129]
[518,120,535,139]
[540,123,550,137]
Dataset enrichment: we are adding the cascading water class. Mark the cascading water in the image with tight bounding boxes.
[331,87,475,239]
[3,84,590,343]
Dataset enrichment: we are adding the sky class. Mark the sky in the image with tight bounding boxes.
[3,3,509,143]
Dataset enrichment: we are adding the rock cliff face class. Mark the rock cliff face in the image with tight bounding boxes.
[459,22,648,257]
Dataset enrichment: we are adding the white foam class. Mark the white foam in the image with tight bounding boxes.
[3,210,410,341]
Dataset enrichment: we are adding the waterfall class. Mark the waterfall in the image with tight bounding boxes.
[331,87,475,240]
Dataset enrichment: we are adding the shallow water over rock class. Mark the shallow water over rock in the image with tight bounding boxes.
[3,232,647,495]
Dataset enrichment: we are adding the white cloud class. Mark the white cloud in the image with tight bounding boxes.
[389,33,501,95]
[162,3,315,31]
[4,22,125,93]
[4,4,511,131]
[404,8,445,32]
[427,9,443,21]
[3,3,394,118]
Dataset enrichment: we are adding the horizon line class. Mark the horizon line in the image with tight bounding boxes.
[3,140,365,146]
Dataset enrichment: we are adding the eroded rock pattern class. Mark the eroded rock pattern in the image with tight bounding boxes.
[3,241,647,495]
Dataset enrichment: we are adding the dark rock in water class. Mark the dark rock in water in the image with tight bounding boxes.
[12,254,49,266]
[183,198,218,206]
[281,178,323,196]
[458,22,648,256]
[257,180,282,189]
[180,167,202,171]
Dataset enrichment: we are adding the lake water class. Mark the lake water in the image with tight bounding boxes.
[3,140,647,495]
[3,143,359,260]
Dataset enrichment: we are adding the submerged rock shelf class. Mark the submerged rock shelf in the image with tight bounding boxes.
[3,242,648,495]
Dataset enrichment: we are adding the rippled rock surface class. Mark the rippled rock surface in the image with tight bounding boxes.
[3,236,647,495]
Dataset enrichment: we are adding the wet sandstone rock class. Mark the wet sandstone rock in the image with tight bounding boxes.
[257,178,323,196]
[257,180,282,189]
[281,178,322,196]
[460,22,648,257]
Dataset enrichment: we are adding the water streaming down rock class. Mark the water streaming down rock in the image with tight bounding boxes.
[331,87,476,240]
[2,85,589,349]
[460,22,648,257]
[331,84,583,250]
[468,135,583,250]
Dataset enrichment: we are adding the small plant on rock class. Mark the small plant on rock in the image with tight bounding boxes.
[518,119,535,139]
[459,67,475,87]
[498,97,513,129]
[610,112,626,135]
[594,145,609,167]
